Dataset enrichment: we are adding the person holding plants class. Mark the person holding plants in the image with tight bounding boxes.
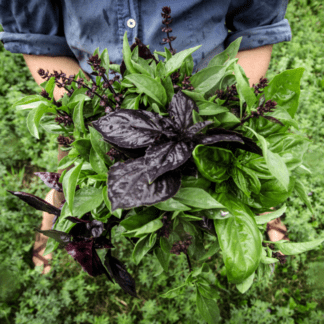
[0,0,292,274]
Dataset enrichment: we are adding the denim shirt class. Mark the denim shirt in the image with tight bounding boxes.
[0,0,292,81]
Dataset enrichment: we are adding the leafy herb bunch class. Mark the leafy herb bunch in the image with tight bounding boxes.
[8,6,322,324]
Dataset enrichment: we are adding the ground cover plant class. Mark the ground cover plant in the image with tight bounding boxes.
[1,0,324,323]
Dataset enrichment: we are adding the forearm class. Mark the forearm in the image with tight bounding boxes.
[22,54,91,102]
[235,44,273,87]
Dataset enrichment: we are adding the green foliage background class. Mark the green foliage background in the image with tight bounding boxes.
[0,1,324,322]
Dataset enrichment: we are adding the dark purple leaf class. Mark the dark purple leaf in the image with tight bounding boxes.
[65,238,112,278]
[7,191,61,216]
[34,228,72,247]
[195,133,244,145]
[34,172,63,192]
[92,110,164,149]
[65,217,104,238]
[93,237,114,249]
[108,157,181,211]
[179,157,198,177]
[110,143,147,159]
[201,128,263,156]
[105,254,138,297]
[185,121,213,137]
[145,141,191,183]
[168,91,199,130]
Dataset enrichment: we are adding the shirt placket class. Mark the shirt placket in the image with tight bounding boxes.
[117,0,139,46]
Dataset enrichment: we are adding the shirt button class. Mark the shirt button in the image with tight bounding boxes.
[127,19,136,28]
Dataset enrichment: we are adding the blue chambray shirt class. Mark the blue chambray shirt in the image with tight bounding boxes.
[0,0,291,82]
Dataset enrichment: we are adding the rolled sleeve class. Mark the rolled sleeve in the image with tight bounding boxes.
[224,0,292,51]
[0,0,75,57]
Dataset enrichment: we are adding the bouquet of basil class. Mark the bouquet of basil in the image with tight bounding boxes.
[9,6,321,323]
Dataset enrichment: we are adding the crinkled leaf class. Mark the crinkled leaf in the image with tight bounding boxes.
[185,121,213,137]
[92,110,163,149]
[8,191,61,216]
[145,141,191,183]
[168,91,199,130]
[34,172,63,192]
[108,157,181,211]
[104,254,138,297]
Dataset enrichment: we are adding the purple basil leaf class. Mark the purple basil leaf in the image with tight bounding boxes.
[185,121,214,137]
[34,228,72,247]
[195,133,244,145]
[94,237,114,249]
[65,217,104,238]
[7,191,61,216]
[34,172,63,192]
[168,91,199,130]
[145,141,191,183]
[203,128,263,156]
[65,238,111,278]
[92,110,164,148]
[105,254,138,297]
[179,157,198,177]
[110,143,147,159]
[108,157,181,211]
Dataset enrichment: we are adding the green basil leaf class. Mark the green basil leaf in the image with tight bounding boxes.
[72,187,103,216]
[196,100,229,116]
[164,45,201,77]
[122,31,137,74]
[58,155,78,170]
[132,219,163,237]
[45,77,56,99]
[62,161,84,213]
[197,283,220,300]
[160,236,172,254]
[208,37,242,67]
[213,192,262,284]
[89,147,108,174]
[124,74,167,107]
[199,240,220,261]
[293,178,314,214]
[13,95,48,111]
[239,165,261,195]
[132,234,156,265]
[272,238,324,255]
[254,204,287,225]
[154,198,191,211]
[71,139,91,161]
[262,67,304,119]
[154,247,170,272]
[181,175,211,190]
[160,283,188,298]
[190,65,226,96]
[215,111,240,128]
[233,64,256,116]
[27,103,56,139]
[245,126,290,191]
[89,126,112,165]
[236,272,255,294]
[196,288,221,324]
[231,166,250,198]
[174,188,224,209]
[72,96,87,134]
[193,145,234,183]
[120,207,160,230]
[100,48,110,73]
[259,177,295,208]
